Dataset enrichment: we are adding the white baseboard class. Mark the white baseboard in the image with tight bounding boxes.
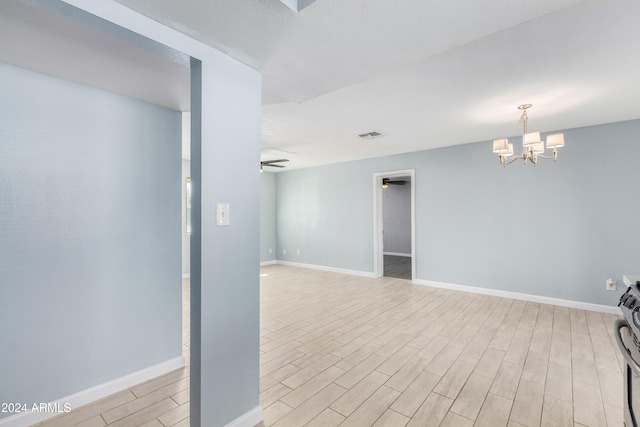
[267,263,618,314]
[383,252,412,257]
[182,273,190,279]
[0,356,185,427]
[225,405,264,427]
[276,260,376,278]
[260,260,277,266]
[413,278,619,314]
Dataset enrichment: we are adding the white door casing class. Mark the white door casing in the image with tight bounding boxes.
[372,169,416,280]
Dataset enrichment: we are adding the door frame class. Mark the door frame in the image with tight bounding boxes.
[372,169,416,280]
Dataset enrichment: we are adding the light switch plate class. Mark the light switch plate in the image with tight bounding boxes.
[216,203,230,226]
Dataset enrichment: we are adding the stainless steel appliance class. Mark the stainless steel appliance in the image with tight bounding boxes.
[616,278,640,426]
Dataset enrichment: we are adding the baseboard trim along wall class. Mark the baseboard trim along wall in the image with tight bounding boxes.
[224,405,264,427]
[182,273,190,279]
[0,356,185,427]
[275,260,376,278]
[413,278,619,315]
[265,262,618,315]
[260,260,277,267]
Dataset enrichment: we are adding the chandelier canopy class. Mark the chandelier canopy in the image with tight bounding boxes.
[492,104,565,167]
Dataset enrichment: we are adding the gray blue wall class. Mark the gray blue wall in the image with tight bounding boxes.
[275,119,640,306]
[261,172,277,263]
[276,165,372,269]
[0,62,182,412]
[189,56,261,426]
[5,1,263,425]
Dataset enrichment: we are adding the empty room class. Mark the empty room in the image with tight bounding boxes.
[1,1,640,427]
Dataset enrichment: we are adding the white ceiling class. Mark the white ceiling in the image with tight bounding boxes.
[3,0,640,170]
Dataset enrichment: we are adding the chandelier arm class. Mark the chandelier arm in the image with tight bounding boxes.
[492,104,564,166]
[502,156,521,166]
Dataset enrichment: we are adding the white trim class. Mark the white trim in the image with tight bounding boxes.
[0,356,185,427]
[276,261,376,278]
[413,278,619,314]
[182,273,190,279]
[373,169,416,281]
[260,260,277,267]
[268,262,619,314]
[224,405,264,427]
[373,175,383,278]
[383,252,412,257]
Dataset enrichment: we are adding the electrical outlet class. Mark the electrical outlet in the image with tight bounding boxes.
[283,249,286,255]
[606,278,616,291]
[269,248,272,254]
[296,249,300,256]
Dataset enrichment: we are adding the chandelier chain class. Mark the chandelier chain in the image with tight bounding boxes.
[519,110,528,134]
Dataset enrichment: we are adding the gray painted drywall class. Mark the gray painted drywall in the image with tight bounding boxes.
[276,165,372,269]
[0,62,182,411]
[10,1,262,426]
[276,119,640,306]
[190,56,261,425]
[383,183,411,255]
[190,59,203,427]
[261,172,277,263]
[182,159,191,276]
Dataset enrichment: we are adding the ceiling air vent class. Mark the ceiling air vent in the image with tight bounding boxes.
[358,131,383,139]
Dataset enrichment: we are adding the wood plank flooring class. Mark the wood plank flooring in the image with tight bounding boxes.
[257,265,624,427]
[35,265,624,426]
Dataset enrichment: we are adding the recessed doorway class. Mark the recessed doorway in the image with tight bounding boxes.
[373,169,416,280]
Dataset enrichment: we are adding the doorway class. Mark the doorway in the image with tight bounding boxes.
[373,169,416,280]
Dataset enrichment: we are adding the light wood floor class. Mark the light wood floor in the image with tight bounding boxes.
[36,265,624,426]
[257,265,624,427]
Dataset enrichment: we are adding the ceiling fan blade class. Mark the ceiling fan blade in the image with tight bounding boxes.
[261,159,289,165]
[382,178,407,185]
[261,159,289,170]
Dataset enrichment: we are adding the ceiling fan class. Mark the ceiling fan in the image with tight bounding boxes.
[382,178,406,188]
[260,159,289,171]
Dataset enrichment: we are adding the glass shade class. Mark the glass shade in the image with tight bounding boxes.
[546,133,565,148]
[532,141,545,153]
[493,138,509,153]
[523,131,541,146]
[504,143,514,157]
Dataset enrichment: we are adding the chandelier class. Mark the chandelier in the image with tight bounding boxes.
[492,104,565,167]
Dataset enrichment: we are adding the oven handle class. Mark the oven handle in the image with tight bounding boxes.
[615,319,640,375]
